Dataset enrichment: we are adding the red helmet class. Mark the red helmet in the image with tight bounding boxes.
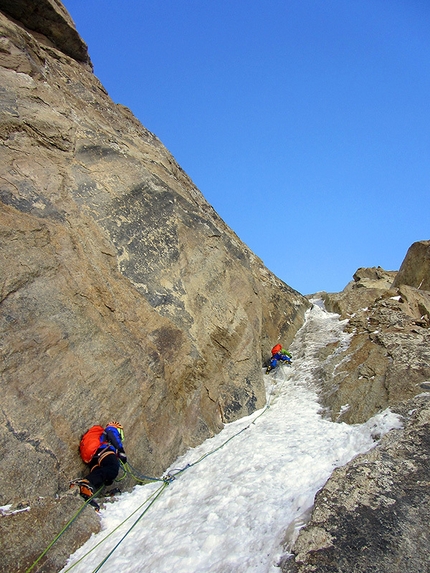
[271,344,282,355]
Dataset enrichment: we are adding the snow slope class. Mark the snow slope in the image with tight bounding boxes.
[62,302,402,573]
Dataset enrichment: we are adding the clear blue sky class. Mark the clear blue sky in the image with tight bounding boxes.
[62,0,430,295]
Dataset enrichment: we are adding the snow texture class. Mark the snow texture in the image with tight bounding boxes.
[62,302,402,573]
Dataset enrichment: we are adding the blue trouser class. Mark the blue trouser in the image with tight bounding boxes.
[270,353,291,368]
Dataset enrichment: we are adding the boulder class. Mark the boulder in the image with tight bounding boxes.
[392,240,430,291]
[352,265,397,288]
[321,266,397,319]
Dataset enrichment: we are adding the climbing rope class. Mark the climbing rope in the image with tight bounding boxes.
[61,482,167,573]
[30,375,283,573]
[113,461,128,482]
[167,376,278,478]
[91,481,168,573]
[81,378,280,572]
[25,463,167,572]
[24,486,104,573]
[122,461,164,484]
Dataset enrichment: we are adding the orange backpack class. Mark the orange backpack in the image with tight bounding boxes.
[271,344,282,355]
[79,425,106,463]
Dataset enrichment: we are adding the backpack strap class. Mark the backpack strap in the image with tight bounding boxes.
[94,449,116,466]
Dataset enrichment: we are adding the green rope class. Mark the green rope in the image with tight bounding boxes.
[91,482,168,573]
[86,384,276,570]
[114,462,128,482]
[24,486,103,573]
[168,383,275,479]
[61,484,164,572]
[122,461,163,484]
[58,464,169,570]
[37,379,278,573]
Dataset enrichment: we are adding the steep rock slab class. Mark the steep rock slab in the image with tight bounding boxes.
[0,3,308,569]
[0,495,100,573]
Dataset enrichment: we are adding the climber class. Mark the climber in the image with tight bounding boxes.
[74,421,127,501]
[265,343,292,374]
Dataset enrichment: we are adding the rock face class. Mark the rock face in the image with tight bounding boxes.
[318,249,430,425]
[319,266,397,319]
[281,395,430,573]
[0,0,91,65]
[283,242,430,572]
[392,240,430,291]
[0,2,308,570]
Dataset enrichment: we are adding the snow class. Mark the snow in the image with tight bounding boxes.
[0,504,30,516]
[61,302,402,573]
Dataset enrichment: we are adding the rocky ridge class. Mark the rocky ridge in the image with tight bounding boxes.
[0,2,308,571]
[282,240,430,573]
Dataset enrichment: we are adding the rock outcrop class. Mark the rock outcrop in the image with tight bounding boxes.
[320,266,397,319]
[0,0,91,66]
[282,241,430,572]
[281,394,430,573]
[0,2,308,570]
[317,245,430,424]
[392,239,430,291]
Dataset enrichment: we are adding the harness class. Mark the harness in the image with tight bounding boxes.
[94,446,117,466]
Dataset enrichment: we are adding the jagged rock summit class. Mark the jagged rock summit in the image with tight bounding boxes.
[319,241,430,424]
[0,1,308,570]
[392,239,430,291]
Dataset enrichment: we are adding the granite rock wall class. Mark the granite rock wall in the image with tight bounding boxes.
[0,2,308,569]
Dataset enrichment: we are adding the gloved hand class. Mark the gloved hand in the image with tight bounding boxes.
[118,451,127,464]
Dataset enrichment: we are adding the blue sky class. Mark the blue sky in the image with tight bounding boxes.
[62,0,430,295]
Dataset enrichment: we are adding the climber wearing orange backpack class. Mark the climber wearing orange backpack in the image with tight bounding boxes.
[74,421,127,501]
[265,344,292,374]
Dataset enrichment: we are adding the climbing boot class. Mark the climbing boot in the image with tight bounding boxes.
[75,479,94,500]
[265,366,272,374]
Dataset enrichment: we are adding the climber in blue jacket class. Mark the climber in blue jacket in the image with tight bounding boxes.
[75,421,127,500]
[266,344,292,374]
